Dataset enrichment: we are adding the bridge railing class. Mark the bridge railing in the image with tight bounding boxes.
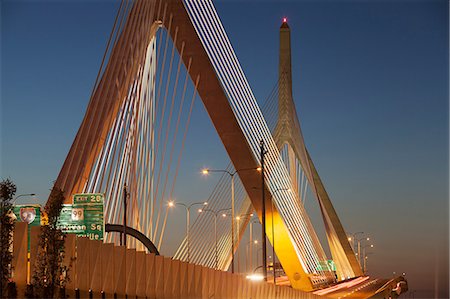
[11,222,325,298]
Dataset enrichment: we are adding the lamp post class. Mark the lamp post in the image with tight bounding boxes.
[362,244,374,273]
[245,239,259,273]
[347,232,363,255]
[202,167,260,273]
[122,184,127,247]
[168,200,208,263]
[12,193,36,204]
[260,139,268,281]
[198,207,231,269]
[256,247,263,270]
[363,252,373,274]
[249,220,259,272]
[347,232,366,266]
[5,192,36,288]
[235,213,254,273]
[356,237,371,267]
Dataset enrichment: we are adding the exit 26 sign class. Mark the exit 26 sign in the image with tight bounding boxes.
[56,193,104,240]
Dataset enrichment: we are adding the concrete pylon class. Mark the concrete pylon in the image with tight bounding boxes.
[273,19,363,280]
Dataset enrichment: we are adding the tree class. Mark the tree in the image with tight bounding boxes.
[30,187,69,298]
[0,179,17,298]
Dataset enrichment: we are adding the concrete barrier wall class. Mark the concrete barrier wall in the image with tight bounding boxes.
[11,223,324,299]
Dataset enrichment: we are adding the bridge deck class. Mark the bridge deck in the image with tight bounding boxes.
[313,276,408,299]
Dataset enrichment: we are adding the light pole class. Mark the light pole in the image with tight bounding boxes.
[12,193,36,205]
[122,184,127,247]
[249,220,259,272]
[245,239,258,273]
[260,139,268,281]
[362,244,374,273]
[347,232,363,256]
[363,252,373,274]
[235,213,254,273]
[202,166,260,273]
[356,237,371,267]
[5,192,36,289]
[198,207,231,269]
[347,232,367,267]
[168,200,208,263]
[256,247,263,271]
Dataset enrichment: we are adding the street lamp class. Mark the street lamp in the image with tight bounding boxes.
[202,166,260,273]
[245,239,259,273]
[362,244,374,273]
[168,200,208,263]
[235,213,254,273]
[363,252,374,274]
[347,232,370,267]
[198,207,231,269]
[359,237,370,264]
[347,232,363,256]
[12,193,36,204]
[249,219,260,272]
[260,139,268,281]
[357,238,371,267]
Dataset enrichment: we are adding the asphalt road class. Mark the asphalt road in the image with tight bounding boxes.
[313,276,393,299]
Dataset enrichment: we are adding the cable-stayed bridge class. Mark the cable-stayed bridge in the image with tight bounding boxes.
[46,0,407,296]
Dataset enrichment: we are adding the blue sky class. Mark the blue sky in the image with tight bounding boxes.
[1,0,448,297]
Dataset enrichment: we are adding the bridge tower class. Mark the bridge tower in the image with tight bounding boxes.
[50,0,357,290]
[273,18,363,280]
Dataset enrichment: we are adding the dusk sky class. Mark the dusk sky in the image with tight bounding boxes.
[1,0,448,297]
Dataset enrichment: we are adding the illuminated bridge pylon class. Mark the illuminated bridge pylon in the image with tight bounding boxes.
[174,19,363,287]
[272,20,363,281]
[52,0,345,291]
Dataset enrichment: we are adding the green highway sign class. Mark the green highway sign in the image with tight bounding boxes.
[317,260,336,272]
[13,205,42,250]
[56,193,105,240]
[13,205,42,226]
[73,193,104,204]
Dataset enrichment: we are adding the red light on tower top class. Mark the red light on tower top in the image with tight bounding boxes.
[283,17,288,23]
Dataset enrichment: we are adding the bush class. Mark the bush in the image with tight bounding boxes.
[0,179,17,298]
[30,187,69,298]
